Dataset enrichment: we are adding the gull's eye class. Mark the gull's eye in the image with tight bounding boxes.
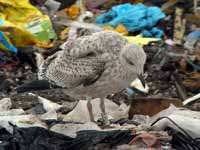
[86,52,96,57]
[78,51,96,59]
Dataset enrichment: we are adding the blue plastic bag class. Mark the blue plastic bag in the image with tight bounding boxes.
[186,31,200,40]
[96,3,165,38]
[0,19,18,53]
[0,31,18,54]
[142,27,164,38]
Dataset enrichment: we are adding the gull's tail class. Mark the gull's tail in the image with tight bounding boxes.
[16,80,55,93]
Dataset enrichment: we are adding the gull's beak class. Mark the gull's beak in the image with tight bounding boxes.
[130,74,149,94]
[137,74,146,89]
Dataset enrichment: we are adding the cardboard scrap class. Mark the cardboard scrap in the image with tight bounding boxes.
[173,7,186,45]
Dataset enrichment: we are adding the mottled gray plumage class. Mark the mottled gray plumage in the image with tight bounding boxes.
[38,31,146,99]
[63,30,128,59]
[38,50,105,89]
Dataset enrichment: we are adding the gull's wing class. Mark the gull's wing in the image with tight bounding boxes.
[40,50,106,89]
[64,31,128,58]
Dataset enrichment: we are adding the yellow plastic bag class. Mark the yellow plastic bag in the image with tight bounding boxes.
[0,0,57,53]
[0,0,43,26]
[124,34,161,46]
[0,24,38,53]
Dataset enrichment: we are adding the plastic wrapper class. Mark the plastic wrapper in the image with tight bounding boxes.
[0,0,57,53]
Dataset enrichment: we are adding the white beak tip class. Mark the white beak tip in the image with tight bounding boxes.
[130,78,149,93]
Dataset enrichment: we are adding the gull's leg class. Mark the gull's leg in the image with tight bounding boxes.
[100,98,109,126]
[86,96,95,122]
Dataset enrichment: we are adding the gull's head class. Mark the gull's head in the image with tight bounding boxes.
[120,43,146,77]
[120,43,148,94]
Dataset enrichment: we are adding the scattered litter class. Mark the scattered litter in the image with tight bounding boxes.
[40,110,58,120]
[63,98,129,123]
[184,30,200,50]
[10,90,78,113]
[24,17,57,43]
[161,0,179,13]
[129,132,162,149]
[0,0,57,52]
[51,122,101,138]
[0,30,18,54]
[0,126,73,150]
[44,0,62,15]
[37,94,62,112]
[0,1,199,149]
[129,98,182,118]
[173,7,186,44]
[77,10,94,22]
[0,115,47,133]
[186,31,200,40]
[65,4,80,20]
[183,72,200,93]
[0,126,138,150]
[0,98,12,111]
[165,39,175,46]
[0,109,25,116]
[151,106,200,139]
[183,93,200,105]
[124,34,161,46]
[86,0,108,12]
[103,24,129,35]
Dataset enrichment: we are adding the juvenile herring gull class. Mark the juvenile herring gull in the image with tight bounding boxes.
[17,31,146,123]
[38,31,146,97]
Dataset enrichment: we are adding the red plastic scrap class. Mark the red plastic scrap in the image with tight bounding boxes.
[128,132,161,150]
[0,55,20,68]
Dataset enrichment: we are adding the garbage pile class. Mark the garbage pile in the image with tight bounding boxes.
[0,0,200,150]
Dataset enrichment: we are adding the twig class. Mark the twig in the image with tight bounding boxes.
[171,75,187,100]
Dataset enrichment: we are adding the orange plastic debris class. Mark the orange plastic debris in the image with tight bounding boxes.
[103,25,115,31]
[183,72,200,92]
[103,24,129,35]
[116,24,129,35]
[65,5,80,20]
[36,41,54,48]
[133,0,144,3]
